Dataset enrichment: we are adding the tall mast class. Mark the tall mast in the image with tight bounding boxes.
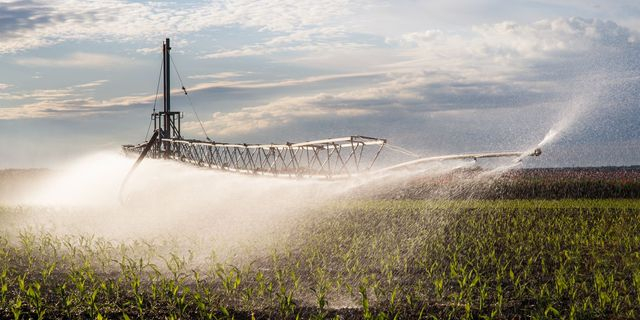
[163,38,171,138]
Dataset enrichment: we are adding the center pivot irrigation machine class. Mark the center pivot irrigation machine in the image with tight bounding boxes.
[122,39,541,180]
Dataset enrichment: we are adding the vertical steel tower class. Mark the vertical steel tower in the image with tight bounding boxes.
[153,38,181,157]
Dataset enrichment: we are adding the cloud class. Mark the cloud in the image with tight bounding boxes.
[0,0,357,54]
[187,72,246,80]
[15,52,131,68]
[187,71,384,91]
[0,71,384,120]
[391,17,638,64]
[0,94,152,120]
[0,79,147,119]
[73,80,108,88]
[135,47,158,55]
[182,71,546,138]
[182,17,639,146]
[200,26,366,59]
[201,41,369,59]
[183,94,372,136]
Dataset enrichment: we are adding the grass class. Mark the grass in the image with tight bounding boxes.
[1,199,640,319]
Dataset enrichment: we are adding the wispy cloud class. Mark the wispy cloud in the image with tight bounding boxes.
[0,71,383,120]
[187,71,384,91]
[73,80,109,88]
[200,27,365,59]
[0,79,141,119]
[135,47,158,55]
[184,94,373,136]
[183,74,537,137]
[15,52,131,68]
[0,93,154,120]
[201,41,370,59]
[187,72,246,80]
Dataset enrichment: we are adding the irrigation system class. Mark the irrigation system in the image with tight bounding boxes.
[122,39,541,180]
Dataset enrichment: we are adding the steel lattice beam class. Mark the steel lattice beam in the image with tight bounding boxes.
[123,136,387,179]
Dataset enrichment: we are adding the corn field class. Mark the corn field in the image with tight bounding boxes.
[1,199,639,319]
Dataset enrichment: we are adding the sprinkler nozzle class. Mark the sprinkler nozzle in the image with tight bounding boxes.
[530,148,542,156]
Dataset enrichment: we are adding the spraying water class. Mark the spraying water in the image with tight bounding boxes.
[0,152,460,263]
[3,149,503,248]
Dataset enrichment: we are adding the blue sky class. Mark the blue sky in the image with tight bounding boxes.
[0,0,639,168]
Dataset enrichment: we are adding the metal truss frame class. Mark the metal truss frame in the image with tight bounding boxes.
[123,136,386,179]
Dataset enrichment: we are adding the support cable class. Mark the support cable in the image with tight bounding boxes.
[170,56,212,141]
[145,57,164,142]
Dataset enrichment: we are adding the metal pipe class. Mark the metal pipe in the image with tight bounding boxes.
[374,148,542,173]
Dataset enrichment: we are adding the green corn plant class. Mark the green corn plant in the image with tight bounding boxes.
[25,282,46,320]
[433,277,444,300]
[11,297,23,320]
[310,285,328,314]
[40,262,55,285]
[277,282,296,318]
[0,267,8,305]
[359,285,372,320]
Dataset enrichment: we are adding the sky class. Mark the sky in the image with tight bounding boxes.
[0,0,639,168]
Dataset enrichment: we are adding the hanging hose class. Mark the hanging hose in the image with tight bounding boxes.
[119,130,160,204]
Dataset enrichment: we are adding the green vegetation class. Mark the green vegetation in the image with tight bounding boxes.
[488,168,640,199]
[1,199,639,319]
[362,167,640,200]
